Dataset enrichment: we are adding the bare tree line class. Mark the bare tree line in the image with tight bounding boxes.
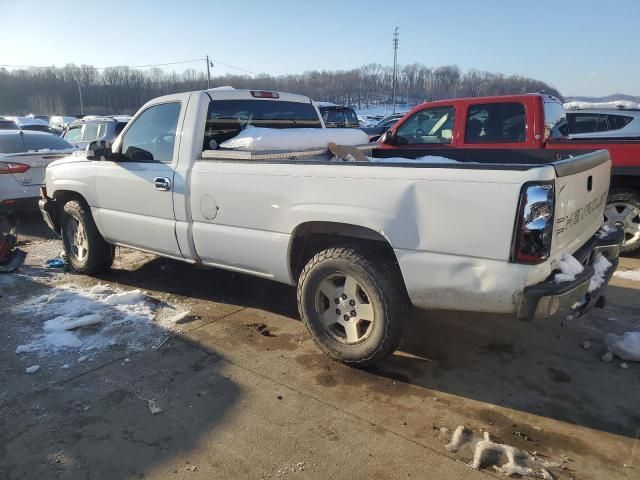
[0,63,562,115]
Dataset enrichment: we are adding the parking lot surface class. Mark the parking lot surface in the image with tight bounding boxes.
[1,215,639,479]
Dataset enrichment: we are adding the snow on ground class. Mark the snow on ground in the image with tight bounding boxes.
[12,283,189,363]
[605,332,640,361]
[442,426,555,478]
[614,268,640,282]
[554,253,584,283]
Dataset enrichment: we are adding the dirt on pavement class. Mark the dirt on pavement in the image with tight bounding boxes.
[1,213,639,479]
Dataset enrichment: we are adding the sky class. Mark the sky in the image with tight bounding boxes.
[0,0,637,97]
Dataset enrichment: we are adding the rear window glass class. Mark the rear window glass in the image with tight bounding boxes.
[0,134,24,153]
[204,99,321,146]
[607,114,633,131]
[22,133,72,152]
[344,109,359,126]
[466,102,526,143]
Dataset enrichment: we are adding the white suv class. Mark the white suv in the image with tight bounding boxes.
[564,109,640,139]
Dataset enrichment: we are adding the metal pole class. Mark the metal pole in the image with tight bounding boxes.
[77,81,84,115]
[206,55,211,89]
[392,27,399,114]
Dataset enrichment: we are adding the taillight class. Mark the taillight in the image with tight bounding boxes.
[511,182,555,263]
[0,162,30,174]
[250,90,279,99]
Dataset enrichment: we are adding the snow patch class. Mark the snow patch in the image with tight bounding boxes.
[219,126,368,151]
[605,332,640,361]
[614,269,640,282]
[588,253,612,293]
[596,223,617,239]
[12,284,173,360]
[554,253,584,283]
[26,365,40,374]
[565,100,640,110]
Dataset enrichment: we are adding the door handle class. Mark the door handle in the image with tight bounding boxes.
[153,177,171,191]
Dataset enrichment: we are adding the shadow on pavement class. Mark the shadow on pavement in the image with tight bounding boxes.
[0,274,239,479]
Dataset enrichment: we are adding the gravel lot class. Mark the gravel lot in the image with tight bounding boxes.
[1,214,639,479]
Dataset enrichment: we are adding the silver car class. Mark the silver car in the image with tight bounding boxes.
[0,130,75,213]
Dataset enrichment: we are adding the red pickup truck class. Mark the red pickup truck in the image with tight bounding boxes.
[375,94,640,255]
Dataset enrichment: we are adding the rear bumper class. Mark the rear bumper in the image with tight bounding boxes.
[38,196,61,235]
[517,227,624,320]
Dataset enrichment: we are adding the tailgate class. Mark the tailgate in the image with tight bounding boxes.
[552,150,611,256]
[5,152,68,187]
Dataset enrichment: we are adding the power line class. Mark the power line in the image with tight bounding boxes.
[0,56,258,75]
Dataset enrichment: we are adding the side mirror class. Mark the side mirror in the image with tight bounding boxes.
[382,130,397,145]
[86,140,113,161]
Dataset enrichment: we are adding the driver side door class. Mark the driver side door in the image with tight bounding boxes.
[94,101,183,258]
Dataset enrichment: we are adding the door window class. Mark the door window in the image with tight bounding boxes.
[466,102,526,143]
[567,113,608,134]
[395,107,454,144]
[121,102,181,162]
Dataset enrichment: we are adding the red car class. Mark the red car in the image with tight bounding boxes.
[375,94,640,255]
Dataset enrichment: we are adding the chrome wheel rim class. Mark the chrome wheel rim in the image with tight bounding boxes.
[314,273,375,344]
[65,216,88,262]
[604,202,640,247]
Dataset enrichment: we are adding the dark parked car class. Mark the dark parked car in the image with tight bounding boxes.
[314,103,360,128]
[0,118,20,130]
[360,113,405,141]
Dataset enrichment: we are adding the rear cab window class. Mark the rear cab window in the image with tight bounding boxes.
[204,99,322,147]
[466,102,526,143]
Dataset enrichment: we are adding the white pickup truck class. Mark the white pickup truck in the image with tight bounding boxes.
[39,88,623,366]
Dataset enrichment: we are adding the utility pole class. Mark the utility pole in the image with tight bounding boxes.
[206,55,211,89]
[392,26,399,114]
[77,80,84,115]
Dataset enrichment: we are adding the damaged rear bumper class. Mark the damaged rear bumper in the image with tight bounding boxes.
[38,189,60,235]
[517,227,623,320]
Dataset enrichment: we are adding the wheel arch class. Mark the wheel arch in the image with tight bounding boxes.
[288,221,403,284]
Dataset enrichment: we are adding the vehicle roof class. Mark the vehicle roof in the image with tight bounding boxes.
[69,116,127,125]
[0,129,60,137]
[565,108,640,115]
[4,116,49,126]
[148,89,314,107]
[415,93,562,110]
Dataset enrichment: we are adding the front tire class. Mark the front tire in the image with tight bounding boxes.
[297,246,409,366]
[604,189,640,256]
[61,199,114,274]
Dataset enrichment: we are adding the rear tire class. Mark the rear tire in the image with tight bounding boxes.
[61,199,114,274]
[297,245,409,366]
[604,189,640,256]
